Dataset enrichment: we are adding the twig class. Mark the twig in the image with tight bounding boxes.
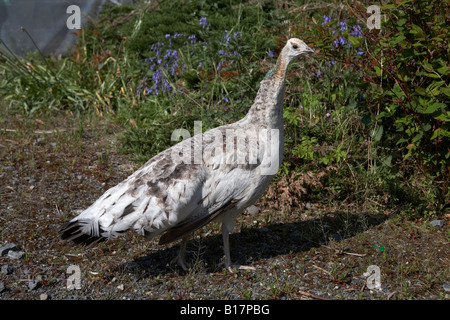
[367,198,386,207]
[387,291,397,300]
[312,264,331,276]
[298,289,335,300]
[439,258,450,267]
[320,243,367,257]
[3,128,70,134]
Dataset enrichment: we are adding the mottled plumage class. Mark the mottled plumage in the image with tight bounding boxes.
[60,38,314,270]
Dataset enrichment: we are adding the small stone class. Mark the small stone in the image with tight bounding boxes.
[117,284,124,291]
[1,264,13,275]
[306,202,316,209]
[40,293,49,300]
[443,283,450,292]
[0,282,6,293]
[332,233,342,241]
[246,205,260,215]
[34,137,45,145]
[7,250,24,260]
[430,220,444,228]
[28,280,41,291]
[0,243,17,256]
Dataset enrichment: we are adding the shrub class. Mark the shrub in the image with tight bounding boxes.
[353,0,449,210]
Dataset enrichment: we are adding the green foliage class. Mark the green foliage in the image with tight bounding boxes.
[113,0,284,160]
[0,40,93,113]
[0,0,447,217]
[359,0,450,208]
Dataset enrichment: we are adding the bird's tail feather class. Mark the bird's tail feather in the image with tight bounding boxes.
[60,220,107,246]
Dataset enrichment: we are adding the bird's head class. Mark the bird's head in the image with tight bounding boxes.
[283,38,315,62]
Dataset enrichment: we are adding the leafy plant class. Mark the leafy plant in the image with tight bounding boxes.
[352,0,450,210]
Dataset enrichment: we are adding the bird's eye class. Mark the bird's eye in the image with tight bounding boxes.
[292,44,299,49]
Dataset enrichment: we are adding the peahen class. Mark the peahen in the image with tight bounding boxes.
[60,38,315,270]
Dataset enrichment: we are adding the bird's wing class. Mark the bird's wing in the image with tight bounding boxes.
[61,123,268,245]
[158,198,239,244]
[61,137,208,243]
[158,125,264,244]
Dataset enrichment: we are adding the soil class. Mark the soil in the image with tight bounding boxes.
[0,111,449,300]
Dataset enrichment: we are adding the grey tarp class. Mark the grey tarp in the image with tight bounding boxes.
[0,0,129,56]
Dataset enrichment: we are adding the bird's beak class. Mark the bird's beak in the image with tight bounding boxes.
[306,46,315,54]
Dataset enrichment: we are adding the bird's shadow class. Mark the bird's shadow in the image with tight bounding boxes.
[116,210,389,278]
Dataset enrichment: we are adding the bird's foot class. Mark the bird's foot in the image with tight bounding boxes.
[170,254,188,271]
[227,265,256,272]
[218,260,256,272]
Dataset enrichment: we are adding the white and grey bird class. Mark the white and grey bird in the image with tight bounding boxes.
[60,38,315,270]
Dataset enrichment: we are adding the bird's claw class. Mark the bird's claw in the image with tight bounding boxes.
[218,260,256,272]
[227,265,256,272]
[171,255,188,271]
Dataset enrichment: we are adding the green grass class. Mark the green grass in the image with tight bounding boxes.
[0,0,448,218]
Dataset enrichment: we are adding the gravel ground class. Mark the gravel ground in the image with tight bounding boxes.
[0,112,449,300]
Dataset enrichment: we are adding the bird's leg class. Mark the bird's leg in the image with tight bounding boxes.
[171,237,188,271]
[221,224,255,272]
[222,228,232,271]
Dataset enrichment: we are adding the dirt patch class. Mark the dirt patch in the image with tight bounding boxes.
[0,112,448,300]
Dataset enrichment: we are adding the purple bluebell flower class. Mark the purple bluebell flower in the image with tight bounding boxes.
[223,30,230,44]
[171,63,177,76]
[268,49,275,58]
[164,49,172,60]
[151,42,164,51]
[217,61,223,72]
[197,62,203,68]
[317,69,321,77]
[339,20,347,32]
[351,25,363,38]
[356,48,364,56]
[322,15,331,25]
[234,32,242,39]
[188,34,197,44]
[163,79,171,91]
[199,17,210,29]
[222,95,229,103]
[332,36,347,47]
[218,49,226,55]
[165,34,171,38]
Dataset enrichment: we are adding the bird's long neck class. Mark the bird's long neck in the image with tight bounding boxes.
[244,52,290,129]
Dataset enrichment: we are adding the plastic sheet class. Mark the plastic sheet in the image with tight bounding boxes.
[0,0,130,56]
